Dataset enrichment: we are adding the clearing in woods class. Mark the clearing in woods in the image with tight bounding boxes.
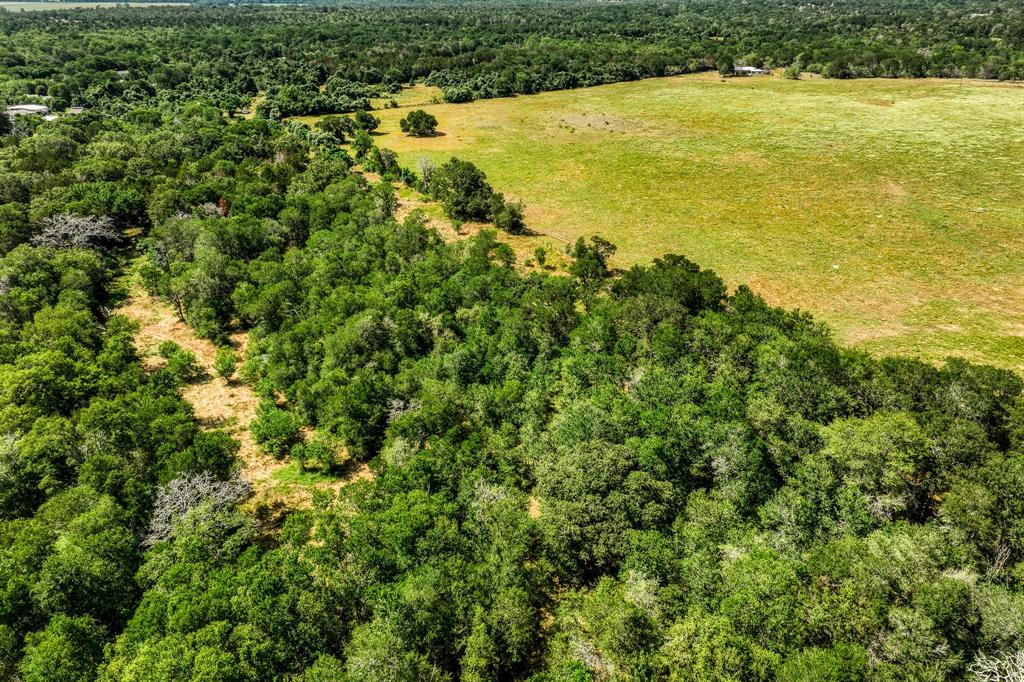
[319,72,1024,371]
[117,265,371,510]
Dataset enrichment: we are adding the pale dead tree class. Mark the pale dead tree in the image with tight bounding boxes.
[417,157,435,192]
[990,544,1013,576]
[31,213,122,249]
[969,651,1024,682]
[144,471,252,547]
[386,398,421,424]
[172,203,223,221]
[199,202,225,218]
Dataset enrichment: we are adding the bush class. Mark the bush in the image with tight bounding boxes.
[534,246,547,267]
[251,400,302,459]
[293,435,339,471]
[399,109,438,137]
[431,157,494,222]
[158,340,203,383]
[352,110,380,132]
[784,57,803,80]
[214,347,238,380]
[492,197,526,234]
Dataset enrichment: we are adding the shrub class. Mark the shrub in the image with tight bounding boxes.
[399,109,438,137]
[251,400,302,459]
[293,436,338,471]
[214,347,238,380]
[431,157,494,222]
[157,340,203,383]
[352,110,379,132]
[492,197,526,234]
[534,246,547,267]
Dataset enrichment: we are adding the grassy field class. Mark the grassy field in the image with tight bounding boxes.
[349,73,1024,370]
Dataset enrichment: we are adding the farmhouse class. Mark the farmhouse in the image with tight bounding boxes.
[733,66,767,76]
[5,104,50,117]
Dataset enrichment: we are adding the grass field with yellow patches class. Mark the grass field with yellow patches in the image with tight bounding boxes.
[339,74,1024,369]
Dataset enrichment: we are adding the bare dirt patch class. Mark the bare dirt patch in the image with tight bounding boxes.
[118,268,373,510]
[118,270,275,480]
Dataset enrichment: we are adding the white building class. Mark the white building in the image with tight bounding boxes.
[5,104,50,117]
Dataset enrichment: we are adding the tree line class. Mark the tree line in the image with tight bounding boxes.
[1,0,1024,118]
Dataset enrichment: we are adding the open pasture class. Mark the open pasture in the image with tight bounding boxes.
[365,74,1024,369]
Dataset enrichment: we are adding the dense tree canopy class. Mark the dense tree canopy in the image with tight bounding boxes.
[1,0,1024,118]
[1,2,1024,680]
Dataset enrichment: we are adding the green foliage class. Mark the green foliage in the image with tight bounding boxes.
[493,197,526,234]
[567,235,616,289]
[292,435,338,471]
[352,129,373,160]
[0,13,1023,680]
[213,346,237,380]
[776,645,868,682]
[157,340,203,383]
[399,109,439,137]
[20,615,105,682]
[534,246,547,267]
[430,157,495,222]
[784,57,804,80]
[251,400,302,459]
[353,110,380,133]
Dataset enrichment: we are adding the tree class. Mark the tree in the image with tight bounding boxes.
[567,236,616,288]
[784,57,804,80]
[430,157,495,222]
[399,109,439,137]
[315,115,351,143]
[345,619,450,682]
[251,400,302,459]
[352,110,380,132]
[144,471,252,548]
[493,197,526,234]
[31,214,122,249]
[0,112,11,137]
[19,615,105,682]
[536,439,674,578]
[352,130,373,160]
[534,246,547,268]
[718,54,735,77]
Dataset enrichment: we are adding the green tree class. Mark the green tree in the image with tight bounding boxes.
[430,157,495,222]
[19,615,105,682]
[251,400,302,459]
[352,110,380,132]
[399,109,439,137]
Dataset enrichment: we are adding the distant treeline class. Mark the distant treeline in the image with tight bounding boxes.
[1,0,1023,116]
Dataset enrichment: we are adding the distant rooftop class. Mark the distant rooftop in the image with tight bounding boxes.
[5,104,50,116]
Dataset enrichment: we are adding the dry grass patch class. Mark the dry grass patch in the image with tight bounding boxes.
[118,266,373,511]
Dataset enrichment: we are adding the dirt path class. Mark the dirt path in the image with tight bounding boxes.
[118,269,371,510]
[118,271,278,480]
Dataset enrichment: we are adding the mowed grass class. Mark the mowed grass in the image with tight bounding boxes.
[359,74,1024,370]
